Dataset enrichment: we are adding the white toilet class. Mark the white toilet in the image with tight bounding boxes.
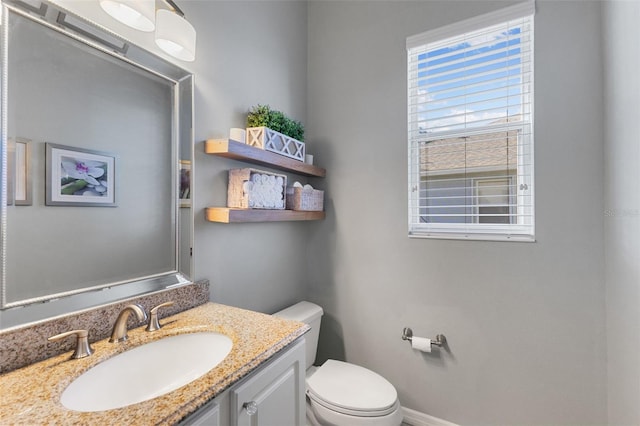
[274,301,403,426]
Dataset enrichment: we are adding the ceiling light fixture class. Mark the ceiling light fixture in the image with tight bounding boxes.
[99,0,196,62]
[155,3,196,62]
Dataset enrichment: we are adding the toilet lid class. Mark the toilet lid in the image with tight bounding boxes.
[306,360,398,416]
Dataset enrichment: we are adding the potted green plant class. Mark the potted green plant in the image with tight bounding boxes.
[246,105,306,161]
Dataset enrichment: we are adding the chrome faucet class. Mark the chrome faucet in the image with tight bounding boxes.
[109,304,147,343]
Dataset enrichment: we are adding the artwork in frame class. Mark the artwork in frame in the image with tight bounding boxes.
[179,160,191,208]
[46,143,116,207]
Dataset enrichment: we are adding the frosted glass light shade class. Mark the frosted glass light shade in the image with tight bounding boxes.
[100,0,155,32]
[155,9,196,62]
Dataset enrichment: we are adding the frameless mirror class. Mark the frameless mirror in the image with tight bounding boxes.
[0,0,194,329]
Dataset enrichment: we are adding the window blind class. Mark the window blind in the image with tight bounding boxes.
[407,6,535,241]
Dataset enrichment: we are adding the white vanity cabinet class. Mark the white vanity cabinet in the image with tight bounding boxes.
[230,338,305,426]
[181,398,224,426]
[181,339,305,426]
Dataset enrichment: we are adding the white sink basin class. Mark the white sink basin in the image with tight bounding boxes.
[61,332,233,412]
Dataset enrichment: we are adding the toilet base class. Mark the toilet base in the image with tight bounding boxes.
[306,396,403,426]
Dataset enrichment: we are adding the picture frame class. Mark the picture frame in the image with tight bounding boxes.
[6,140,15,206]
[179,160,191,208]
[46,143,116,207]
[14,138,33,206]
[5,137,32,206]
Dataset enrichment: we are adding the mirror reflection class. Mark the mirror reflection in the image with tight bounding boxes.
[1,0,194,328]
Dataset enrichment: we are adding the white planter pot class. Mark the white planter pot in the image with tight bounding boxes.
[246,127,305,162]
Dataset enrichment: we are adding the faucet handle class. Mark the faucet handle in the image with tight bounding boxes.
[48,329,94,359]
[146,301,175,332]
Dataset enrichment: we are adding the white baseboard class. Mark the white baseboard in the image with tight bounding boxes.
[401,407,459,426]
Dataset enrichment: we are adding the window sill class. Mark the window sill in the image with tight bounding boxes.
[408,232,536,242]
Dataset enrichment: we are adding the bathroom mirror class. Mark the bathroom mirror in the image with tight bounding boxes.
[0,0,194,329]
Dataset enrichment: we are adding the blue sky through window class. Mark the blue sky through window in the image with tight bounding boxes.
[413,25,527,133]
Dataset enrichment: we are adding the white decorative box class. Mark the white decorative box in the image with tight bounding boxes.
[227,168,287,210]
[246,127,306,162]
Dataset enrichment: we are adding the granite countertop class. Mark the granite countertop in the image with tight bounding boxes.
[0,302,309,425]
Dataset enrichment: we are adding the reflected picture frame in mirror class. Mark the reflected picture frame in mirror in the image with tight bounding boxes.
[0,0,194,330]
[179,160,191,208]
[6,137,34,206]
[45,143,117,207]
[12,138,33,206]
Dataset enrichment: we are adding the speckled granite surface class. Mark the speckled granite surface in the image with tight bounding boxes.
[0,281,210,373]
[0,302,309,425]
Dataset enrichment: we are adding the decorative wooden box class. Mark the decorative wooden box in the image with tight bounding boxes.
[285,187,324,211]
[227,168,287,210]
[246,127,306,162]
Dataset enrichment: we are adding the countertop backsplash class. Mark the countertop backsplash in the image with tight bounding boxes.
[0,280,209,373]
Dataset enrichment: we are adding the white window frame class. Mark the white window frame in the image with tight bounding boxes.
[407,1,535,242]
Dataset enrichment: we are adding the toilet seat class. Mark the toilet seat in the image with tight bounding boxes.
[307,398,403,426]
[306,360,399,417]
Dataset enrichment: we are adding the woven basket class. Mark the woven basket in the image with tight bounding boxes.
[227,168,287,210]
[285,187,324,211]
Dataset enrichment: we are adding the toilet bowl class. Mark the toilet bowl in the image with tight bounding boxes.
[274,301,403,426]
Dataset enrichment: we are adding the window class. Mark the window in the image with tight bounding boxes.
[407,2,535,241]
[475,178,514,224]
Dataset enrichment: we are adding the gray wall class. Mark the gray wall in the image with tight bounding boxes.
[184,1,310,313]
[602,1,640,424]
[306,1,607,425]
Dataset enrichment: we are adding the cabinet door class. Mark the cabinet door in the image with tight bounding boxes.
[231,339,305,426]
[179,398,221,426]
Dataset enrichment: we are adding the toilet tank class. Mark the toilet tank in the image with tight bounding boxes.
[273,301,323,369]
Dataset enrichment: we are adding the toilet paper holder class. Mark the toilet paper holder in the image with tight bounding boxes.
[401,327,446,347]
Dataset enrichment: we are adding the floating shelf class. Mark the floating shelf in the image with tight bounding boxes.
[205,138,326,223]
[205,139,326,178]
[206,208,325,223]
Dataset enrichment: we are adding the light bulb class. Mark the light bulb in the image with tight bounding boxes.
[156,39,184,55]
[112,4,142,22]
[100,0,155,32]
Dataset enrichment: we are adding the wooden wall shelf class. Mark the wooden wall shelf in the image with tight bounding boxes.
[206,208,325,223]
[205,137,326,223]
[205,138,326,178]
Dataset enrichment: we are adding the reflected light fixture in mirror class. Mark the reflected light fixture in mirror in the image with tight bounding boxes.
[99,0,155,32]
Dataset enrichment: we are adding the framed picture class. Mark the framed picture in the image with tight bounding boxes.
[179,160,191,208]
[14,138,33,206]
[6,141,15,206]
[46,143,116,207]
[6,137,32,206]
